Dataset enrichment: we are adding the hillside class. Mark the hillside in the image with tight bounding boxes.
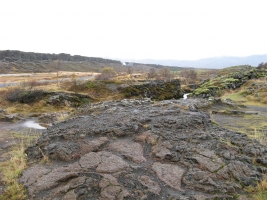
[0,50,125,73]
[192,66,267,100]
[0,50,189,74]
[122,54,267,69]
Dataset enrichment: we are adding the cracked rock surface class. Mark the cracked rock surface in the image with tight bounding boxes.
[20,99,267,199]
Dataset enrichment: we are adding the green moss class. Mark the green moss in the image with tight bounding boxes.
[123,87,142,98]
[223,78,239,83]
[194,88,210,95]
[208,86,219,90]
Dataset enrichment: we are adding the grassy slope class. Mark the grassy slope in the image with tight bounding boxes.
[222,79,267,105]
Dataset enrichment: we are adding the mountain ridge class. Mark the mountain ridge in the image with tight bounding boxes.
[120,54,267,69]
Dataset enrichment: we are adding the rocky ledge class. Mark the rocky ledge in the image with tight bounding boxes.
[20,99,267,200]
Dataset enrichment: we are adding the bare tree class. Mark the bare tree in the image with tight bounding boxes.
[158,67,172,80]
[179,69,197,83]
[54,59,62,86]
[147,67,157,79]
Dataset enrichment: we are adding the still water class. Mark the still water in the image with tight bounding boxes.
[23,120,46,129]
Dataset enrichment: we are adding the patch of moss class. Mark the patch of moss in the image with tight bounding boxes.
[122,80,183,100]
[194,88,210,95]
[223,78,239,83]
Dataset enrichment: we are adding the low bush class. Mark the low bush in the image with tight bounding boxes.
[95,67,117,81]
[4,87,47,103]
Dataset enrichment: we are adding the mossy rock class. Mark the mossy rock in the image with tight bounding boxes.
[194,88,210,95]
[122,80,183,100]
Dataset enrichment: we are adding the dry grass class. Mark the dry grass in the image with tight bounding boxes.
[0,72,97,84]
[0,98,73,117]
[0,85,74,116]
[0,131,41,200]
[0,143,27,200]
[246,180,267,200]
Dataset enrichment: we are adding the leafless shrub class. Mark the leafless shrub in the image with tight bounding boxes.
[95,67,117,80]
[179,69,197,83]
[147,68,157,79]
[158,67,173,80]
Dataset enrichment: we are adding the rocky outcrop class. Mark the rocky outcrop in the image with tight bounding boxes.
[123,79,183,100]
[21,99,267,199]
[0,109,23,122]
[193,68,267,98]
[46,92,92,107]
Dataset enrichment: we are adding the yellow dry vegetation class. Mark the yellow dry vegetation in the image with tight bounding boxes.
[0,132,41,200]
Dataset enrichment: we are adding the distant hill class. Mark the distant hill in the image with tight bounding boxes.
[0,50,125,73]
[121,54,267,69]
[0,50,121,64]
[0,50,191,73]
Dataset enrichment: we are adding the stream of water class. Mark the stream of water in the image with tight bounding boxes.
[0,119,46,133]
[183,93,191,100]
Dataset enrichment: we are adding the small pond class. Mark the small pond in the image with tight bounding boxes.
[23,120,46,129]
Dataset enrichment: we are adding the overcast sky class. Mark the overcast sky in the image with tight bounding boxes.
[1,0,266,60]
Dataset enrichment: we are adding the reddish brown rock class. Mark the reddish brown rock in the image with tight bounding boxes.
[138,175,161,195]
[152,162,185,191]
[134,131,159,144]
[78,137,109,156]
[96,151,130,173]
[192,155,224,172]
[108,140,146,163]
[79,151,129,173]
[99,174,130,200]
[152,139,172,159]
[79,152,101,169]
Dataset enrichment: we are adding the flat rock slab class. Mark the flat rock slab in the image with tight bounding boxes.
[152,162,185,191]
[192,155,224,172]
[108,140,146,163]
[20,163,81,196]
[78,137,109,156]
[79,151,130,173]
